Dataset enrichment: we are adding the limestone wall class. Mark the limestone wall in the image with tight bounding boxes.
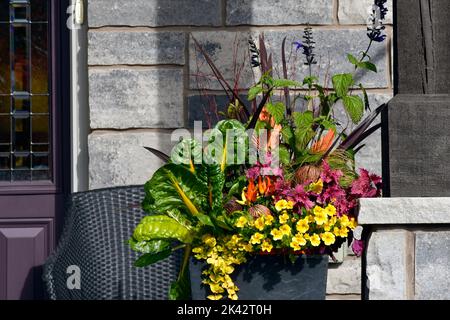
[86,0,394,298]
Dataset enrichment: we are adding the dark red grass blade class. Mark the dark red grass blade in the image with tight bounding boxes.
[143,147,170,163]
[338,103,387,150]
[191,34,250,119]
[281,37,291,115]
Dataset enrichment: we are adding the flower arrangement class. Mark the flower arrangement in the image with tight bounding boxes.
[130,0,387,301]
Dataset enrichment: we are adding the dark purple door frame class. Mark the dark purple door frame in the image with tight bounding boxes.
[0,0,71,300]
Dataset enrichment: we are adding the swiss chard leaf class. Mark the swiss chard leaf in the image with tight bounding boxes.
[144,164,209,223]
[134,249,172,268]
[132,215,194,243]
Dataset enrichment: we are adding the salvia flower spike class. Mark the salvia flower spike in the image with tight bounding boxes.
[302,26,317,66]
[248,37,261,68]
[367,0,388,43]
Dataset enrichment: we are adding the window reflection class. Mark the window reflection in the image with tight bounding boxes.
[0,1,50,182]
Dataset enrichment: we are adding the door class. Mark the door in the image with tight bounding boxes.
[0,0,70,299]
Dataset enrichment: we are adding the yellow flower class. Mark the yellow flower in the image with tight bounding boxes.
[210,283,225,294]
[349,218,357,230]
[275,199,294,212]
[229,293,238,300]
[297,218,309,233]
[271,228,284,241]
[290,242,301,251]
[322,222,332,232]
[303,233,310,240]
[235,216,248,228]
[265,215,275,226]
[254,217,265,231]
[321,232,336,246]
[324,204,337,217]
[333,227,341,237]
[310,234,321,247]
[242,243,253,252]
[261,240,273,253]
[202,235,217,247]
[291,233,307,247]
[338,227,349,238]
[250,233,264,245]
[279,212,290,224]
[308,215,315,223]
[314,206,328,226]
[339,215,350,228]
[207,295,223,300]
[309,179,323,194]
[280,224,292,236]
[229,234,241,245]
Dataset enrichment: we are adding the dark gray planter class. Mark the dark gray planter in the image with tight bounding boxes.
[190,255,328,300]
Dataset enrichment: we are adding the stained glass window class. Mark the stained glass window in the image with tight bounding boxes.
[0,0,50,182]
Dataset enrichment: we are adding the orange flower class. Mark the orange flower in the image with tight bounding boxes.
[268,124,282,151]
[245,179,258,203]
[311,129,335,154]
[258,176,267,195]
[259,107,270,122]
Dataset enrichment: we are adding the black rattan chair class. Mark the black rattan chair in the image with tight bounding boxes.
[42,185,182,300]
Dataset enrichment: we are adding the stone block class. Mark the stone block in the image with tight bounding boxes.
[190,30,389,90]
[226,0,333,26]
[327,257,361,295]
[387,94,450,196]
[88,131,176,189]
[88,0,221,27]
[415,231,450,300]
[359,198,450,225]
[365,230,408,300]
[88,31,185,65]
[338,0,393,25]
[89,68,184,129]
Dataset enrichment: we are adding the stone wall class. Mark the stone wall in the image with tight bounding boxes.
[360,198,450,300]
[86,0,393,298]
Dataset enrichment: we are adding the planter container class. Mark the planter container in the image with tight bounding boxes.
[190,255,328,300]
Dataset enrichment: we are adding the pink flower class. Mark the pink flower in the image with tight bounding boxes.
[352,239,364,257]
[283,184,314,210]
[351,169,382,198]
[320,161,343,184]
[246,166,260,180]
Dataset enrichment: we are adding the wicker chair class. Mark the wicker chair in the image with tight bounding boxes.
[42,185,182,300]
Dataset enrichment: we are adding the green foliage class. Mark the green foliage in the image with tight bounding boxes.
[206,120,248,171]
[134,249,172,268]
[293,111,314,129]
[303,76,319,87]
[128,238,170,254]
[143,164,209,222]
[132,215,193,243]
[278,145,291,165]
[281,126,294,146]
[266,102,286,124]
[343,95,364,124]
[347,54,377,72]
[332,73,354,98]
[169,247,192,300]
[272,79,302,88]
[359,84,370,111]
[248,85,263,101]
